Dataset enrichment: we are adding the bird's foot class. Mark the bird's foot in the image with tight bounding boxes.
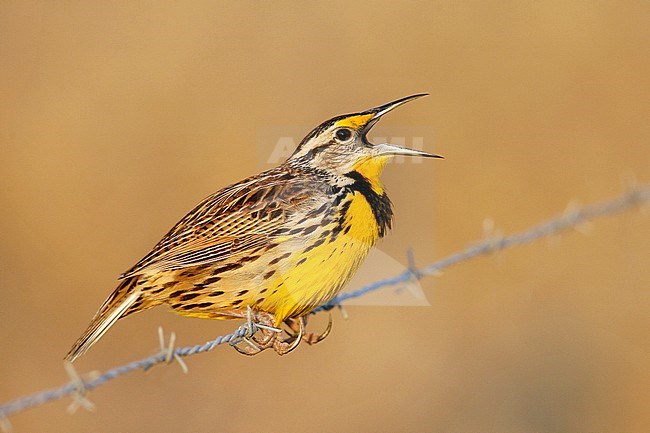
[282,312,332,346]
[230,307,281,356]
[272,317,304,355]
[231,309,332,355]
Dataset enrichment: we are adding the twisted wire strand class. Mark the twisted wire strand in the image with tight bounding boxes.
[1,185,648,421]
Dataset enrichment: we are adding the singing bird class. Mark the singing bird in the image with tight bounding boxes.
[65,94,442,362]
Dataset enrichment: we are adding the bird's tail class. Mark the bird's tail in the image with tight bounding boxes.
[65,277,140,363]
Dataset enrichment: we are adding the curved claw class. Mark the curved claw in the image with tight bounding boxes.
[273,317,303,355]
[281,318,302,343]
[304,312,332,345]
[232,337,264,356]
[285,317,303,353]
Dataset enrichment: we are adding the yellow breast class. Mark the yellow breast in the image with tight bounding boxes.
[258,191,380,323]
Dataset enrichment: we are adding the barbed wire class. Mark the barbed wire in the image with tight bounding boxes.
[1,184,648,425]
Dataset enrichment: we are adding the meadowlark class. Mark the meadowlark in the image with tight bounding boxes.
[65,94,442,362]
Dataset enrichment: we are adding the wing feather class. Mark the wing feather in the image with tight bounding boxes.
[120,169,314,278]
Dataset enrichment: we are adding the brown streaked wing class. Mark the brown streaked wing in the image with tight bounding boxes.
[120,169,309,279]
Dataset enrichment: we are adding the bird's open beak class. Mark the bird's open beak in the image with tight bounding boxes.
[363,94,444,159]
[366,93,429,120]
[373,142,443,159]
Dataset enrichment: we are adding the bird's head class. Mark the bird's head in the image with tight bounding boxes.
[288,94,442,186]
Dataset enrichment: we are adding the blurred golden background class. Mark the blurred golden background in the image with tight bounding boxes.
[1,1,648,432]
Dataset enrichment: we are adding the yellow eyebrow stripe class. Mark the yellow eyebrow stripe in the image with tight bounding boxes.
[334,114,374,129]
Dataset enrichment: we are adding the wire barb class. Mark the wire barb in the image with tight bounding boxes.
[481,217,506,261]
[63,361,96,414]
[563,201,594,236]
[395,248,428,300]
[157,327,189,374]
[0,411,13,433]
[337,304,350,320]
[0,184,648,420]
[406,248,423,280]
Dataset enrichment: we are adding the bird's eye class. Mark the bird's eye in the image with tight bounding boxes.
[335,128,353,142]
